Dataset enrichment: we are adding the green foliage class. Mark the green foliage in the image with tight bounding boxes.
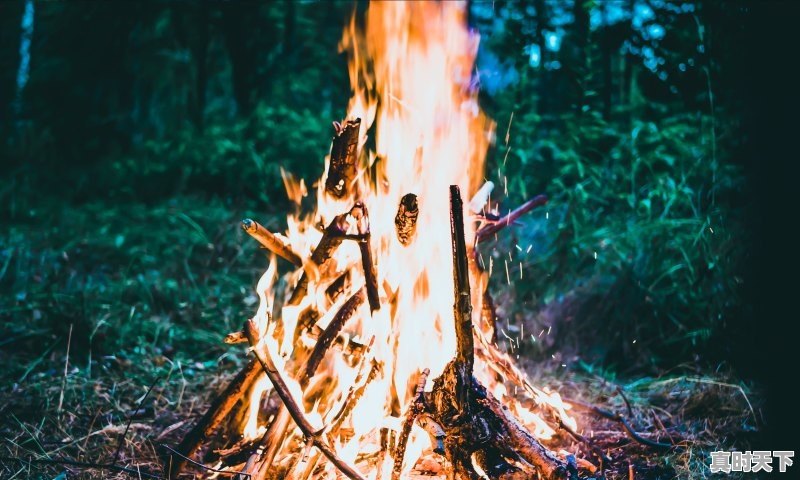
[101,103,331,205]
[484,107,744,367]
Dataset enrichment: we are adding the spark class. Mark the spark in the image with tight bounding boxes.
[526,244,532,254]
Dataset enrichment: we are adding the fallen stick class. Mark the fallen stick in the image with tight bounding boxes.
[475,194,548,243]
[242,218,303,267]
[304,289,366,380]
[244,319,366,480]
[391,368,430,480]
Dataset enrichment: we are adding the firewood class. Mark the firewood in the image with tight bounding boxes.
[168,358,262,477]
[391,368,430,480]
[242,218,303,266]
[243,319,366,480]
[449,185,474,410]
[475,194,548,243]
[287,212,350,306]
[304,289,365,380]
[352,202,381,312]
[326,119,361,199]
[394,193,419,246]
[325,271,352,304]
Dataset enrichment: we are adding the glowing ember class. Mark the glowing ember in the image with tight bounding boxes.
[205,2,576,478]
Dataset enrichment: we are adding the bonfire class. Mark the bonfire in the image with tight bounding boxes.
[169,3,671,479]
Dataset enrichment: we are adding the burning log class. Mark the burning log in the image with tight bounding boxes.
[352,202,381,312]
[304,289,365,380]
[243,319,366,480]
[449,186,475,411]
[168,358,262,478]
[325,271,351,304]
[392,368,430,480]
[242,218,303,267]
[416,414,445,455]
[394,193,419,246]
[418,186,571,480]
[475,194,548,243]
[326,119,361,199]
[287,212,350,306]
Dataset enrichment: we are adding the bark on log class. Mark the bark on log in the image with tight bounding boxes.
[242,218,303,267]
[326,119,361,199]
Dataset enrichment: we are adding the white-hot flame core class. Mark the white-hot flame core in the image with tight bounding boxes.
[245,2,577,477]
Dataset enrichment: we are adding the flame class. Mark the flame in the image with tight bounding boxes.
[244,1,576,477]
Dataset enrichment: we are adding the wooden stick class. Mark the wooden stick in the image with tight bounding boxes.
[169,358,262,477]
[484,396,570,480]
[568,399,674,450]
[304,289,365,380]
[449,185,474,411]
[475,194,548,243]
[352,202,380,312]
[394,193,419,246]
[287,213,350,306]
[392,368,430,480]
[326,271,351,304]
[243,319,366,480]
[326,119,361,199]
[242,218,303,266]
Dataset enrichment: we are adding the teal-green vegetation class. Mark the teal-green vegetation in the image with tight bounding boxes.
[0,1,758,478]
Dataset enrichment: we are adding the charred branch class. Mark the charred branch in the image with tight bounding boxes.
[304,289,365,381]
[325,271,352,304]
[450,185,474,411]
[392,368,430,480]
[242,218,303,267]
[326,119,361,199]
[352,202,381,312]
[476,194,548,243]
[287,213,350,306]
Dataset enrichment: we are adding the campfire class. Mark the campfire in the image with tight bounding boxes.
[169,3,615,479]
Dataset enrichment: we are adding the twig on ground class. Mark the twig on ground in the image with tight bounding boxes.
[112,376,161,466]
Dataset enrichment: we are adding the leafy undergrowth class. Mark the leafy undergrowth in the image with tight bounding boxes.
[0,198,758,479]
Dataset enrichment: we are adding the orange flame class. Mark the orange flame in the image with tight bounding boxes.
[247,2,576,477]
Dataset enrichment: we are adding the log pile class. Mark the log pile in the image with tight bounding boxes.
[168,120,573,480]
